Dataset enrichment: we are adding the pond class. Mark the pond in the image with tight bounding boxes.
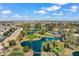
[72,51,79,56]
[21,37,63,56]
[27,29,36,35]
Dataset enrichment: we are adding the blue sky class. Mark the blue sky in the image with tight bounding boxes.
[0,3,79,21]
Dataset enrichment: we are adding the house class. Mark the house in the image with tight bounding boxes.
[74,29,79,37]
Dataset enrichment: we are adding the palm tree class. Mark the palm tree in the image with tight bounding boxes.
[20,30,26,37]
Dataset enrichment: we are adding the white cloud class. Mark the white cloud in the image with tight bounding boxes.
[64,5,78,13]
[12,14,29,19]
[55,3,67,5]
[38,10,47,14]
[1,10,12,14]
[64,9,68,11]
[13,14,20,17]
[34,5,61,15]
[71,5,78,12]
[53,12,63,16]
[34,11,37,13]
[34,10,47,14]
[46,5,61,11]
[11,14,29,20]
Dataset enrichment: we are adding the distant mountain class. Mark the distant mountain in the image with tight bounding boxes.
[0,19,79,22]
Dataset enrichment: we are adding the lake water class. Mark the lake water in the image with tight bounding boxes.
[21,37,62,56]
[72,51,79,56]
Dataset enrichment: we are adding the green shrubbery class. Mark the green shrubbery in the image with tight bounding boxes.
[3,28,16,37]
[9,40,16,47]
[23,46,30,53]
[9,47,24,56]
[42,40,65,56]
[9,53,24,56]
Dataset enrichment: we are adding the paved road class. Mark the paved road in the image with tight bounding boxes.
[0,28,22,55]
[1,28,22,45]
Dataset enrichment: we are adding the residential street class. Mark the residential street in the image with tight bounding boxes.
[1,28,22,45]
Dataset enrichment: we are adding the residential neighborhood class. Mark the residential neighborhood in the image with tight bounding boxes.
[0,3,79,56]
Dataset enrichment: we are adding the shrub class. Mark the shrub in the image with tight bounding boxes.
[9,53,24,56]
[23,46,30,53]
[9,40,16,47]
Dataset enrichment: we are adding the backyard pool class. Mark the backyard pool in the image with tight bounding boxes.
[21,37,63,56]
[0,35,3,39]
[0,35,4,41]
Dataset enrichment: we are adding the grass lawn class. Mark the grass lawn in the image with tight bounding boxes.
[8,47,24,56]
[26,34,37,40]
[44,32,54,36]
[9,53,24,56]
